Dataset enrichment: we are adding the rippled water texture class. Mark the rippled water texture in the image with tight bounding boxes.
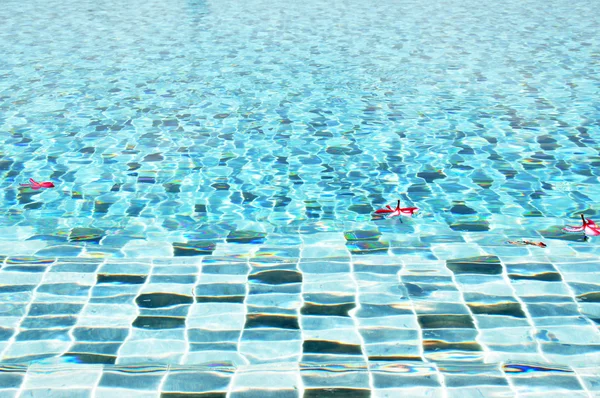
[1,0,600,396]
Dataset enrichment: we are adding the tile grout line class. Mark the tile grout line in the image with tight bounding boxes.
[398,262,449,396]
[296,253,305,398]
[500,361,521,398]
[113,259,153,365]
[348,253,374,394]
[433,362,449,398]
[499,259,550,363]
[572,367,593,398]
[226,256,252,398]
[88,365,105,398]
[179,257,203,366]
[155,365,170,397]
[396,266,428,363]
[445,263,493,362]
[66,258,108,363]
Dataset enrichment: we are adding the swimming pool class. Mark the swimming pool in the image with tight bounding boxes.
[1,0,600,395]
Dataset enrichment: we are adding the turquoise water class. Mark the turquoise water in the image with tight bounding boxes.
[1,0,600,396]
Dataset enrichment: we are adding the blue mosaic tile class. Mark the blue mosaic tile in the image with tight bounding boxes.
[1,0,600,394]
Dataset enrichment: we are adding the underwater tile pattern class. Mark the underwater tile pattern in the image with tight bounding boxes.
[2,0,600,395]
[1,0,600,258]
[1,255,600,396]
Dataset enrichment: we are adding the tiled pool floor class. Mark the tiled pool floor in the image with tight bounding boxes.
[2,0,600,395]
[1,245,600,396]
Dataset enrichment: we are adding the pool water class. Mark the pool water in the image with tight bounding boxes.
[1,0,600,396]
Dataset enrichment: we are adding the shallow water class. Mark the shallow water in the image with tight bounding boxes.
[1,0,600,396]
